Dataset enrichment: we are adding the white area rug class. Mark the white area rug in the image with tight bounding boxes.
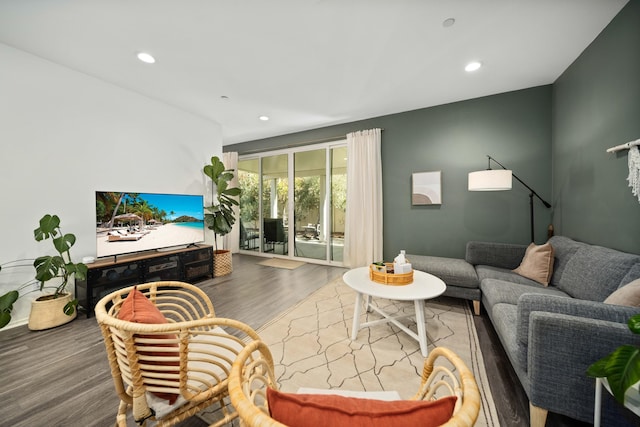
[199,277,499,426]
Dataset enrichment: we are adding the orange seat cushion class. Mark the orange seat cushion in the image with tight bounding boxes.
[118,286,179,404]
[267,387,457,427]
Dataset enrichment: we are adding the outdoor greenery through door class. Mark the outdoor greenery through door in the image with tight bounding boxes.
[237,143,347,265]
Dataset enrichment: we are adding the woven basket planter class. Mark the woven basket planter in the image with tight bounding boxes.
[214,249,233,277]
[28,292,77,330]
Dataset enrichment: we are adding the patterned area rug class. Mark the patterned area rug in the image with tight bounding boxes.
[199,277,499,426]
[258,258,306,270]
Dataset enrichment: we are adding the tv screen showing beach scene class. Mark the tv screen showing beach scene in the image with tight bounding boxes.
[96,191,205,258]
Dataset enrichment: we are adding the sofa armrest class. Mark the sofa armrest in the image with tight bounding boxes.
[516,294,639,347]
[526,312,640,423]
[465,241,528,269]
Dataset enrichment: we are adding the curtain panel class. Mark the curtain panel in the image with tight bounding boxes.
[344,128,383,267]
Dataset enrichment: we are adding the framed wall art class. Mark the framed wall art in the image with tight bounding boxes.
[412,171,441,205]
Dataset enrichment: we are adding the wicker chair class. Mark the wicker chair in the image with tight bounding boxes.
[95,281,261,427]
[228,340,481,427]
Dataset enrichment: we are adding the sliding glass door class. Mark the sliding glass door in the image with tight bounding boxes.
[237,142,346,265]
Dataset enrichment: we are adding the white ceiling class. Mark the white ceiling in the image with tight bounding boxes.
[0,0,628,145]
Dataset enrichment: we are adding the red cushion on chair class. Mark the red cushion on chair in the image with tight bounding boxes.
[118,286,179,404]
[267,387,457,427]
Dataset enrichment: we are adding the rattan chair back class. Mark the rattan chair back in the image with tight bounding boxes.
[95,281,261,427]
[228,341,480,427]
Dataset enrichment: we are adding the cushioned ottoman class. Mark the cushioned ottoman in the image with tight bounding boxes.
[408,255,481,315]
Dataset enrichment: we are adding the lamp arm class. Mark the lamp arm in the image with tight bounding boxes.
[487,155,552,208]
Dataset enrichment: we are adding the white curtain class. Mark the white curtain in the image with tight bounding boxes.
[344,128,383,267]
[222,151,240,253]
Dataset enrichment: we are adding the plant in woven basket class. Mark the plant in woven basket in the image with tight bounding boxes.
[32,214,88,316]
[203,156,240,251]
[587,313,640,405]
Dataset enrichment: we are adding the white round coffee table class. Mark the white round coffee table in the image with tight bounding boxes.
[343,266,446,357]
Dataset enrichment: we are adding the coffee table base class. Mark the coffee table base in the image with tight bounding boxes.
[351,292,429,357]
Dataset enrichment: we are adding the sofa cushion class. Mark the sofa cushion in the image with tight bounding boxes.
[266,388,457,427]
[547,236,582,287]
[476,265,544,287]
[512,242,555,286]
[466,241,528,269]
[409,255,479,288]
[620,263,640,288]
[555,244,640,301]
[605,279,640,307]
[480,278,569,309]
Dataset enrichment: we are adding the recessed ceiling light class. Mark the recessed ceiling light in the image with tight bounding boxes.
[443,18,455,28]
[137,52,156,64]
[259,115,270,121]
[465,61,482,72]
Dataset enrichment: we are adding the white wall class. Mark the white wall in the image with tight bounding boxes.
[0,44,222,328]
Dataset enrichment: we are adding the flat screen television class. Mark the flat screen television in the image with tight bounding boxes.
[96,191,205,259]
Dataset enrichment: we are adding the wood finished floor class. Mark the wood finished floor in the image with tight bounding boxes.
[1,254,590,426]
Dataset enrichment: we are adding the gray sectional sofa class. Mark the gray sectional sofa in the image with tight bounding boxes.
[410,235,640,426]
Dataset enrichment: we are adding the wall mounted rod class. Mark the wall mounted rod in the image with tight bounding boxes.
[606,138,640,153]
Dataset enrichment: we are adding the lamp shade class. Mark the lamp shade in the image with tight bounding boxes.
[468,169,512,191]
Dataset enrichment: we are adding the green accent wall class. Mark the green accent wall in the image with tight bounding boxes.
[226,86,552,260]
[552,0,640,254]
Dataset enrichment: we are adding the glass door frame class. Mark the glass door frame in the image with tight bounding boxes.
[238,140,346,267]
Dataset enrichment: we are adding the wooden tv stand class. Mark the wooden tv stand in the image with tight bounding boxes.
[75,244,213,317]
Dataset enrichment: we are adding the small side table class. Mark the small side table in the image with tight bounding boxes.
[594,378,640,426]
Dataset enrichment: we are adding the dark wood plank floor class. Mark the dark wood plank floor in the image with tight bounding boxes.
[0,254,592,426]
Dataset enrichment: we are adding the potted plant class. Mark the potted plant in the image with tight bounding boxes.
[587,313,640,406]
[28,214,88,330]
[203,156,240,276]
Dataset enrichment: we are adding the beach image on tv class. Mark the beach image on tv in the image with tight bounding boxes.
[96,192,205,258]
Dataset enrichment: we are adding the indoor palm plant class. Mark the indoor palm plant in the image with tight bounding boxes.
[29,214,88,330]
[203,156,240,276]
[587,313,640,405]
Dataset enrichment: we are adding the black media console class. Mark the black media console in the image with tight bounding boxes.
[75,244,213,317]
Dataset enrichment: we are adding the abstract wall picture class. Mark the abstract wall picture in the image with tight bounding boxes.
[412,171,442,205]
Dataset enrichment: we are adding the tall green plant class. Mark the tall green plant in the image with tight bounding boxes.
[203,156,240,250]
[33,214,88,316]
[587,313,640,405]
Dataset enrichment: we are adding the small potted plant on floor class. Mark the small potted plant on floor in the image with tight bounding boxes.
[28,214,88,330]
[203,156,240,276]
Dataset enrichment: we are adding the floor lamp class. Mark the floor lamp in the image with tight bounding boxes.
[468,155,551,243]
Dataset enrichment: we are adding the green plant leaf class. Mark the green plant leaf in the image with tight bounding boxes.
[587,356,612,378]
[0,311,11,329]
[52,233,76,254]
[34,255,65,282]
[224,187,241,197]
[603,345,640,404]
[628,314,640,335]
[34,214,60,241]
[63,299,78,316]
[0,290,19,312]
